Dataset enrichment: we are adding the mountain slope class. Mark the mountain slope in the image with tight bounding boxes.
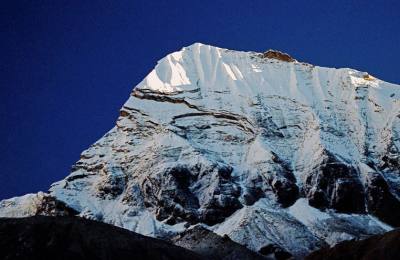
[171,225,266,260]
[0,216,202,260]
[1,43,399,257]
[306,228,400,260]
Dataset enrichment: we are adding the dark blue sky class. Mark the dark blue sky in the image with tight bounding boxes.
[1,0,399,200]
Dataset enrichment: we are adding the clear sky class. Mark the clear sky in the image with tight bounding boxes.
[1,0,399,200]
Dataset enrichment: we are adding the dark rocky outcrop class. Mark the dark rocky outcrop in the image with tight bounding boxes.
[366,172,400,227]
[269,176,299,207]
[306,229,400,260]
[97,167,126,199]
[269,153,299,207]
[143,164,242,226]
[35,195,78,217]
[263,50,296,62]
[241,174,266,206]
[303,149,400,226]
[0,216,203,260]
[304,152,366,213]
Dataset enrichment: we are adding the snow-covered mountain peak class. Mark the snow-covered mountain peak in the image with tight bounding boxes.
[1,43,399,258]
[136,42,394,97]
[136,43,305,94]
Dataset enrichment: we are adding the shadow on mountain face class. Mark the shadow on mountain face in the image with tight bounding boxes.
[306,228,400,260]
[0,216,203,260]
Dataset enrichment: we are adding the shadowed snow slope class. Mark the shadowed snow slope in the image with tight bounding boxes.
[1,43,399,258]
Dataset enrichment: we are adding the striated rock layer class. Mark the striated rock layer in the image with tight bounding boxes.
[1,43,399,258]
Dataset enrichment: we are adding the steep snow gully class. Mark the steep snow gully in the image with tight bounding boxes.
[1,43,399,258]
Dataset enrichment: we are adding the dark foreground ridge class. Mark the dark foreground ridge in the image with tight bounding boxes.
[0,216,202,260]
[306,228,400,260]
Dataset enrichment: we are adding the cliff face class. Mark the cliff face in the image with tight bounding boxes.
[1,43,399,257]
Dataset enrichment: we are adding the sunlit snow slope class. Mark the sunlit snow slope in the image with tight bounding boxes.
[1,43,399,258]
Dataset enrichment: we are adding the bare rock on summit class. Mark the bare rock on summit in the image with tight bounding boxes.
[263,49,296,62]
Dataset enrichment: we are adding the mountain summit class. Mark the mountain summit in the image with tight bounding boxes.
[1,43,399,258]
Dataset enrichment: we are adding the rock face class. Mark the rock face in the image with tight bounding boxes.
[0,216,202,260]
[306,228,400,260]
[304,151,366,213]
[263,50,296,62]
[1,43,399,257]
